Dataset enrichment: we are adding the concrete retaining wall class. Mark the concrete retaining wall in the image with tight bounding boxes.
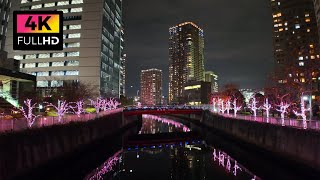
[0,112,138,179]
[203,111,320,171]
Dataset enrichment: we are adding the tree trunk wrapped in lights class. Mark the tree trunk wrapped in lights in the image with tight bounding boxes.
[20,99,40,127]
[261,98,272,122]
[293,96,310,129]
[276,101,290,126]
[71,100,85,117]
[47,100,71,122]
[248,97,258,117]
[232,99,242,117]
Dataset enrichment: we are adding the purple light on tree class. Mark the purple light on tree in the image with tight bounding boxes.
[20,99,39,127]
[226,156,231,172]
[226,99,231,115]
[211,97,217,112]
[90,98,103,113]
[106,98,121,110]
[101,99,108,111]
[47,100,71,122]
[293,96,310,129]
[219,99,226,113]
[262,98,272,120]
[72,100,84,117]
[233,160,242,176]
[276,101,290,126]
[248,97,258,117]
[233,99,242,117]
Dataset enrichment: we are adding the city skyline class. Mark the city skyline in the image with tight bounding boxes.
[124,0,274,97]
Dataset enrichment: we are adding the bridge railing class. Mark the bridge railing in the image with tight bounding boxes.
[124,105,204,111]
[213,112,320,131]
[0,108,123,133]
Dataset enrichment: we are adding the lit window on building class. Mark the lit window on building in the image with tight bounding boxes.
[58,1,69,6]
[25,54,36,59]
[25,63,36,68]
[37,71,49,76]
[68,33,81,38]
[66,70,79,75]
[71,8,83,13]
[72,0,83,4]
[67,51,80,57]
[51,71,65,76]
[66,60,79,66]
[299,62,304,66]
[53,52,65,57]
[52,61,64,67]
[44,3,55,7]
[67,42,80,47]
[59,9,69,13]
[39,53,50,58]
[38,62,49,67]
[51,81,63,87]
[295,24,300,29]
[69,25,81,30]
[31,4,42,9]
[37,81,49,87]
[14,55,23,60]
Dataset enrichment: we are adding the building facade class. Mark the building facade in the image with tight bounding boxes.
[169,22,205,104]
[0,0,10,51]
[184,81,211,105]
[204,71,218,93]
[5,0,123,97]
[270,0,320,94]
[140,69,162,106]
[314,0,320,41]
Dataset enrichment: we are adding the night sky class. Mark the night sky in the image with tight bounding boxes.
[123,0,275,97]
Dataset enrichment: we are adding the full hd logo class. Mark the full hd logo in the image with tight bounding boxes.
[13,11,63,50]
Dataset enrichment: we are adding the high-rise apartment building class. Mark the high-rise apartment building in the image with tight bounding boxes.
[270,0,320,93]
[5,0,123,97]
[204,71,218,93]
[120,53,126,96]
[169,22,205,103]
[0,0,10,51]
[314,0,320,40]
[120,24,126,97]
[140,69,162,105]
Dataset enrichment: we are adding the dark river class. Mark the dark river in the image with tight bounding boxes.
[85,115,260,180]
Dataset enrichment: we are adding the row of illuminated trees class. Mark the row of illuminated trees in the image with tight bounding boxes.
[20,98,121,128]
[211,84,313,128]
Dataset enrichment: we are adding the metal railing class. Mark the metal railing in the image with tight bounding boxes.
[0,108,123,133]
[213,112,320,131]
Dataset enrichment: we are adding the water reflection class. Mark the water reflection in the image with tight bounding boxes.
[86,115,260,180]
[140,114,191,134]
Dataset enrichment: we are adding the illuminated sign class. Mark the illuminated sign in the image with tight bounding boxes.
[184,85,201,90]
[13,11,63,50]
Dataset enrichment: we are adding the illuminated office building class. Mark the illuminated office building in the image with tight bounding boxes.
[5,0,123,97]
[169,22,205,104]
[140,69,162,106]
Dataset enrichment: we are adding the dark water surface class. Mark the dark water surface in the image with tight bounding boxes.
[85,115,260,180]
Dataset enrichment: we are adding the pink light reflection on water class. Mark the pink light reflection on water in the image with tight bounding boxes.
[142,114,191,132]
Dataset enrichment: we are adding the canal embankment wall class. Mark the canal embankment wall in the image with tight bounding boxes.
[0,112,141,179]
[200,111,320,172]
